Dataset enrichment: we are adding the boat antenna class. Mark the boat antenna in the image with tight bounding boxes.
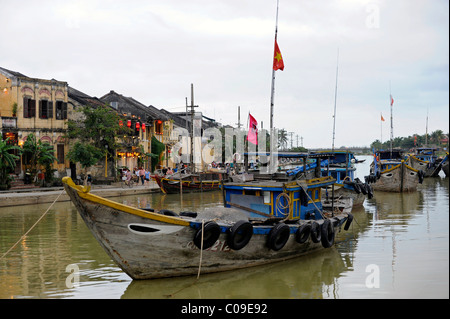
[331,48,339,152]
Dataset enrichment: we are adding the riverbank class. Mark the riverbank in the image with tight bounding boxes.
[0,182,161,208]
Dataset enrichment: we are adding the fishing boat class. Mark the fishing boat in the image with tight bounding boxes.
[366,150,423,192]
[62,173,352,280]
[311,150,373,207]
[152,171,226,194]
[407,147,442,177]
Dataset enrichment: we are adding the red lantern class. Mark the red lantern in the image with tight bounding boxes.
[127,120,131,128]
[119,120,123,127]
[157,120,162,124]
[142,123,146,132]
[136,122,140,131]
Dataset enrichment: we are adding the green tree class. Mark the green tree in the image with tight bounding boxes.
[0,138,21,189]
[67,104,128,179]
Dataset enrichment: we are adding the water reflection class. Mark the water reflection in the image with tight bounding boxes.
[0,161,448,299]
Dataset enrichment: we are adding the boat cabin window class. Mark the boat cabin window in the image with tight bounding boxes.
[243,189,259,196]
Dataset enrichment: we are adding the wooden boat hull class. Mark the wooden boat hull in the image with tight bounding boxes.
[442,160,449,177]
[371,161,420,192]
[62,177,349,280]
[408,155,441,177]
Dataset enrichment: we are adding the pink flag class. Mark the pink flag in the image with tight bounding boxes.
[247,113,258,145]
[390,95,394,106]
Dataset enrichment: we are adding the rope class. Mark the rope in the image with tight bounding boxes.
[275,192,291,219]
[197,220,205,279]
[165,219,205,298]
[0,189,65,260]
[295,179,326,219]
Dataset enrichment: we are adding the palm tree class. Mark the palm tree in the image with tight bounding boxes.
[278,129,288,150]
[0,138,21,189]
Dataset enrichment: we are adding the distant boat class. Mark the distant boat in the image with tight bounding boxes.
[152,172,226,194]
[407,147,443,177]
[367,150,423,192]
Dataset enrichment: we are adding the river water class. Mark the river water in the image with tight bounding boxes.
[0,156,448,299]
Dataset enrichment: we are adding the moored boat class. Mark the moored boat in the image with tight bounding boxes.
[62,168,352,280]
[407,147,442,177]
[311,150,372,207]
[366,150,423,192]
[152,171,226,194]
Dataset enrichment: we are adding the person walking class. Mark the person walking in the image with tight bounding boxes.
[139,167,145,186]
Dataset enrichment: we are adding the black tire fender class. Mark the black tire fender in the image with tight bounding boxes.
[310,222,322,243]
[321,219,335,248]
[353,182,361,194]
[344,213,354,231]
[158,209,179,216]
[267,223,290,251]
[295,223,311,244]
[193,221,221,250]
[227,220,253,250]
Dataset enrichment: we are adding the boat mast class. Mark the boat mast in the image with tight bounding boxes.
[331,48,339,152]
[389,81,393,156]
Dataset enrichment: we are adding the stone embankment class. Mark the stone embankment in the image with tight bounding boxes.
[0,182,161,208]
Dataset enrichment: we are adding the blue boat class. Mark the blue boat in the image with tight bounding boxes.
[224,153,352,222]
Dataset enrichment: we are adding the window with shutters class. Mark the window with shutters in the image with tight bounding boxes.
[39,100,53,119]
[23,97,36,118]
[55,101,68,120]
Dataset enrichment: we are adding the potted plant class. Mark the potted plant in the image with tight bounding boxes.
[12,102,18,117]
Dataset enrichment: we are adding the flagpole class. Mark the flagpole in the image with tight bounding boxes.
[380,112,383,145]
[270,0,280,135]
[269,0,280,173]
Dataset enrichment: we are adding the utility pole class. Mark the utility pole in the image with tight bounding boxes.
[289,132,294,149]
[189,84,198,173]
[236,106,242,129]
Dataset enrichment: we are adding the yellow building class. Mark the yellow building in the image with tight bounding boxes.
[0,67,69,177]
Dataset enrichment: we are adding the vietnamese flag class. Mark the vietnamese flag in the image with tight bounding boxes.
[273,39,284,71]
[247,113,258,145]
[390,95,394,106]
[381,113,385,121]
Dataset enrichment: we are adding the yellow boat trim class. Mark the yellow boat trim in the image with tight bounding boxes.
[410,155,428,164]
[62,177,190,226]
[381,161,419,174]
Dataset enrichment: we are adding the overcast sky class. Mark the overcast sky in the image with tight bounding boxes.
[1,0,448,148]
